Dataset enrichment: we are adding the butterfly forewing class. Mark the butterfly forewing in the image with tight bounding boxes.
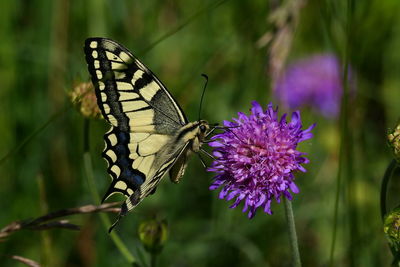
[84,38,188,133]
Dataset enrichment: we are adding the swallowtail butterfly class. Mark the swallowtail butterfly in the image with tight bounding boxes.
[84,38,211,231]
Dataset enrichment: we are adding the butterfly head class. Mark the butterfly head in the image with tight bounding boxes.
[198,120,210,137]
[193,120,209,152]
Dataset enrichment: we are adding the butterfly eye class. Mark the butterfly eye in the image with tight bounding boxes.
[200,125,207,133]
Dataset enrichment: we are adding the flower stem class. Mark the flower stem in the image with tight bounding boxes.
[139,0,229,56]
[380,159,398,220]
[150,253,157,267]
[284,198,301,267]
[343,1,357,265]
[380,159,399,262]
[330,0,355,265]
[83,119,136,264]
[329,161,342,267]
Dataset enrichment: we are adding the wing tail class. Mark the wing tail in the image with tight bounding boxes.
[108,190,141,233]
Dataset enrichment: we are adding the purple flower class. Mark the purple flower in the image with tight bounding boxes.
[274,53,354,118]
[208,101,315,218]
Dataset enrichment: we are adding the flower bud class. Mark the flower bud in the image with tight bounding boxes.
[383,206,400,251]
[138,219,168,254]
[70,82,101,119]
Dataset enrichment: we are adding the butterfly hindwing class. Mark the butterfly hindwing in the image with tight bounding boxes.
[101,127,146,203]
[102,125,187,213]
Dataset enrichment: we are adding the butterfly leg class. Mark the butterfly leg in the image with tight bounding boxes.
[204,124,240,139]
[200,148,215,160]
[196,153,207,169]
[205,126,218,138]
[203,139,218,144]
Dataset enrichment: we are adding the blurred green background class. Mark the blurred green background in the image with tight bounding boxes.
[1,0,400,266]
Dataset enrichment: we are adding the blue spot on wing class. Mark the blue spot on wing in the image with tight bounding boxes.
[117,130,128,143]
[115,143,128,154]
[117,151,129,167]
[102,127,146,202]
[121,169,145,185]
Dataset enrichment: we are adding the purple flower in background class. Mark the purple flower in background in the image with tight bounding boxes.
[274,53,354,118]
[208,101,315,218]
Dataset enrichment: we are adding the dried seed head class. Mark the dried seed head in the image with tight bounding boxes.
[70,82,101,119]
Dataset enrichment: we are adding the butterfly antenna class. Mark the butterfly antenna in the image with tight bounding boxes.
[198,74,209,120]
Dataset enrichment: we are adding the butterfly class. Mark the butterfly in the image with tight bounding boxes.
[84,37,212,231]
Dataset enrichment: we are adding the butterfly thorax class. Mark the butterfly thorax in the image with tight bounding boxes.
[175,120,209,152]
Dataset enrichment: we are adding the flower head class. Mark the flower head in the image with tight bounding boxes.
[274,53,355,118]
[70,82,101,119]
[208,101,314,218]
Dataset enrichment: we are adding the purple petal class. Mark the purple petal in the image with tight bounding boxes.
[227,190,239,201]
[251,101,263,115]
[289,182,299,193]
[290,111,300,126]
[208,141,224,148]
[247,208,256,219]
[284,191,293,200]
[264,200,272,214]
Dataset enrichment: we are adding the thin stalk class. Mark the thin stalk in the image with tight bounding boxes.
[88,0,106,35]
[329,0,355,265]
[380,159,399,261]
[83,119,136,264]
[150,253,157,267]
[139,0,229,56]
[37,174,54,266]
[329,154,344,267]
[343,1,356,266]
[284,198,301,267]
[380,159,397,220]
[0,105,70,166]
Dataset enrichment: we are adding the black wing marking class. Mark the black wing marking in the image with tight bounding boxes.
[84,37,188,135]
[101,127,146,203]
